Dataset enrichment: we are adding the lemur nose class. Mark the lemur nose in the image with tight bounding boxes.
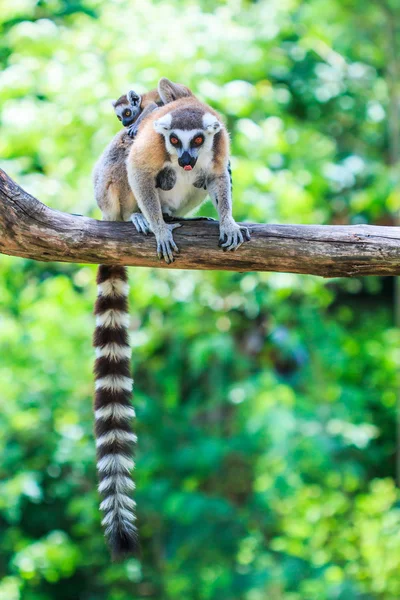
[178,151,197,169]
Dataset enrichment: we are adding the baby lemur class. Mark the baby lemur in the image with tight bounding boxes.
[93,88,161,231]
[112,89,162,138]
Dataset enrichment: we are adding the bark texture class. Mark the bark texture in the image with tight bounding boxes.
[1,168,400,277]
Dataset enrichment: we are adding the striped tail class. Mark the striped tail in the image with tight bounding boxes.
[93,265,138,559]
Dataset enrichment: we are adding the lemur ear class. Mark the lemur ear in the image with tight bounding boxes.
[154,113,172,134]
[158,78,194,104]
[203,114,222,134]
[128,90,141,106]
[111,100,117,108]
[206,121,222,134]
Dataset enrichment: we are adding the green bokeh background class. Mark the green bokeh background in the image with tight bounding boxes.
[1,0,400,598]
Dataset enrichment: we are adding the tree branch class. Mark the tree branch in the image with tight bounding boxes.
[1,168,400,277]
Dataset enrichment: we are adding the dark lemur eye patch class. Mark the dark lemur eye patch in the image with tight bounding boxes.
[170,135,180,146]
[191,134,204,147]
[124,110,132,117]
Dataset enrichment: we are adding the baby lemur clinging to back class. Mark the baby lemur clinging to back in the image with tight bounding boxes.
[93,82,192,231]
[112,88,162,138]
[92,88,160,231]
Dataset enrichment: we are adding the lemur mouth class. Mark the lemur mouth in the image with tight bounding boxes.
[178,152,197,170]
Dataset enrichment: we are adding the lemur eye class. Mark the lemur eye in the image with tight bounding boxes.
[193,135,204,146]
[124,110,132,117]
[170,136,179,145]
[117,116,122,121]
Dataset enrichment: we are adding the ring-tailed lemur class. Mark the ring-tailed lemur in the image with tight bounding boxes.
[92,78,249,558]
[93,82,193,230]
[92,79,194,559]
[112,89,163,138]
[126,77,250,263]
[93,88,162,228]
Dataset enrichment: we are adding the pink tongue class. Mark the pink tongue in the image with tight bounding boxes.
[184,165,193,171]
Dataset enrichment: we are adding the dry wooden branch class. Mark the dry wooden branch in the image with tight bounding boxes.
[1,168,400,277]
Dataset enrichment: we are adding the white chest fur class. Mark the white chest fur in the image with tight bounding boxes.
[158,158,209,217]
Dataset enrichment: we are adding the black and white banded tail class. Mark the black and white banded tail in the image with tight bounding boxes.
[93,265,138,558]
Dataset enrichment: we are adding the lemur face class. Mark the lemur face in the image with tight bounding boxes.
[112,91,142,127]
[154,111,222,171]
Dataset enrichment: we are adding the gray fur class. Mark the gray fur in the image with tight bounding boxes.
[193,171,207,189]
[127,102,159,138]
[170,107,205,131]
[93,130,137,222]
[206,171,250,249]
[227,160,232,193]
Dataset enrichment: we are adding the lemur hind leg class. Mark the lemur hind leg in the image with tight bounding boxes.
[100,183,124,222]
[118,184,151,235]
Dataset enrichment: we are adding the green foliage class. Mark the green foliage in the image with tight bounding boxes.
[0,0,399,598]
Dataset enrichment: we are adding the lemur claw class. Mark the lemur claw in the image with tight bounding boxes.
[155,223,181,263]
[127,124,138,138]
[131,212,150,235]
[219,223,250,251]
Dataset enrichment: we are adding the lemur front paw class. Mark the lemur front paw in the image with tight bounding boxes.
[219,220,251,251]
[127,124,138,138]
[131,212,150,235]
[155,223,181,264]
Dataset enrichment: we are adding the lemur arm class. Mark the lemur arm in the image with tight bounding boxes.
[127,102,159,139]
[207,170,250,250]
[129,171,180,263]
